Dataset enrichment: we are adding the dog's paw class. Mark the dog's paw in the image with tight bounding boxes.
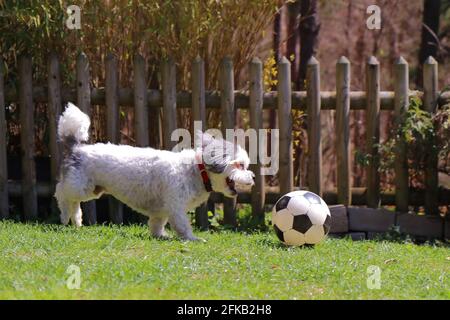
[182,236,207,243]
[60,215,70,225]
[153,234,172,241]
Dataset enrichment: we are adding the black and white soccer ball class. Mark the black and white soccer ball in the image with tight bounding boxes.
[272,191,331,246]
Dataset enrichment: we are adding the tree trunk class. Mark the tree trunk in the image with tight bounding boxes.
[298,0,320,90]
[268,5,282,187]
[294,0,320,187]
[287,0,301,88]
[417,0,441,88]
[273,4,282,81]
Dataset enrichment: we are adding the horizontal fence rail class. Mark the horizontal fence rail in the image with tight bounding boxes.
[5,87,450,110]
[0,53,448,227]
[6,181,450,206]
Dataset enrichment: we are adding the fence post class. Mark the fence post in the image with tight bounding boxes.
[134,54,149,147]
[365,56,381,208]
[306,56,322,196]
[394,56,409,213]
[423,56,439,215]
[105,53,123,224]
[192,56,209,230]
[249,57,265,223]
[76,52,97,225]
[0,59,8,219]
[161,57,177,151]
[19,55,38,220]
[336,56,351,206]
[278,57,293,195]
[220,57,237,226]
[47,53,62,185]
[47,53,63,217]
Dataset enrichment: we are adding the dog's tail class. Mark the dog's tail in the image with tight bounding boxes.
[58,102,90,145]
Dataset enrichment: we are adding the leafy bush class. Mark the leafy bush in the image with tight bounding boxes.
[356,93,450,189]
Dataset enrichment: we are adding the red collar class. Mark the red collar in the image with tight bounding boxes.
[197,162,213,192]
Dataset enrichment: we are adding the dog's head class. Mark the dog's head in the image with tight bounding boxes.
[197,131,254,197]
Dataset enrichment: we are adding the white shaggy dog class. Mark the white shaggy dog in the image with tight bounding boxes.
[55,103,254,241]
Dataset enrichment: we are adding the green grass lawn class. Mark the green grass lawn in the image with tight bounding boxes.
[0,220,448,299]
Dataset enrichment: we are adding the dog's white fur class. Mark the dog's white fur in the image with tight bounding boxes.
[55,103,254,241]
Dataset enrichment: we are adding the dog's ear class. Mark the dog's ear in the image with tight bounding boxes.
[205,160,227,173]
[196,129,223,150]
[194,130,205,150]
[201,131,215,146]
[202,138,231,174]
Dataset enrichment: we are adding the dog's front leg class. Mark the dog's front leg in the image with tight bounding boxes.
[168,209,204,242]
[148,216,170,239]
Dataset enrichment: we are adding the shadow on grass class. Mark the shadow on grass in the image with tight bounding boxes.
[255,237,316,250]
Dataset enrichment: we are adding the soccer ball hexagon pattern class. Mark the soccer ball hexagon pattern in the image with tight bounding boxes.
[271,191,331,246]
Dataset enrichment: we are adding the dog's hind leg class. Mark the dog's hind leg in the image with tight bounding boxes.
[57,199,82,227]
[70,203,83,227]
[55,182,83,227]
[148,216,169,239]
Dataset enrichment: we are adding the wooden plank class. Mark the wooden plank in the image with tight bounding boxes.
[47,53,62,218]
[76,52,97,225]
[133,54,149,147]
[336,56,351,206]
[161,57,177,151]
[306,56,322,196]
[10,181,450,206]
[0,59,8,219]
[47,53,62,185]
[192,56,206,132]
[192,56,209,230]
[76,53,92,115]
[423,56,439,215]
[249,57,265,223]
[132,54,151,225]
[18,55,38,220]
[394,56,410,213]
[278,57,293,195]
[365,56,381,208]
[220,57,237,226]
[8,85,450,111]
[105,53,123,224]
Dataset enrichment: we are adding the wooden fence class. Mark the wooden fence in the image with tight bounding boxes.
[0,53,449,227]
